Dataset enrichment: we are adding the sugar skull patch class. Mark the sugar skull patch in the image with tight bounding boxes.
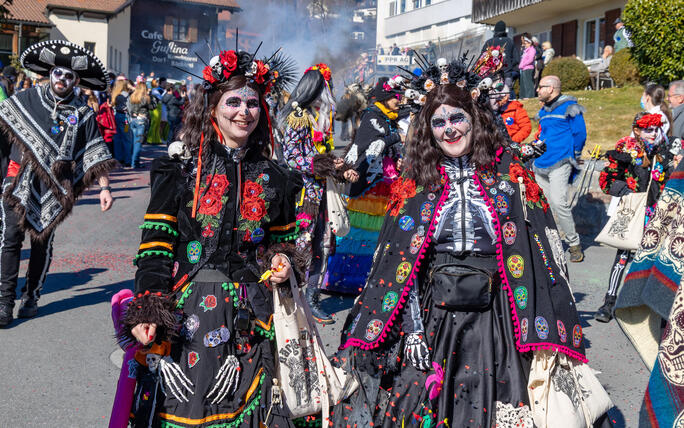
[557,320,567,343]
[502,221,517,246]
[495,194,510,217]
[188,351,200,368]
[399,215,416,232]
[573,324,583,348]
[203,326,231,348]
[396,262,412,284]
[480,170,496,186]
[382,291,399,312]
[172,261,179,278]
[535,316,549,340]
[521,318,529,342]
[409,231,426,254]
[200,295,217,312]
[420,201,435,223]
[498,181,514,196]
[507,254,524,279]
[187,241,202,264]
[514,286,528,309]
[365,319,384,341]
[183,314,200,340]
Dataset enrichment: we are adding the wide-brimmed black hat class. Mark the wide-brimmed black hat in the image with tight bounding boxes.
[20,40,109,90]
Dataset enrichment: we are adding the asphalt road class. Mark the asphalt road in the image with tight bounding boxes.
[0,145,648,427]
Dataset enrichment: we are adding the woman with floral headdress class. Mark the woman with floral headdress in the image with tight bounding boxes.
[118,47,302,428]
[333,57,610,427]
[278,63,358,324]
[594,112,675,323]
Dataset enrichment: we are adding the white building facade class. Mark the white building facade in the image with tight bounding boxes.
[376,0,491,59]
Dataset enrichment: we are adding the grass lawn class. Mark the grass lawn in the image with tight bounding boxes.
[519,85,644,158]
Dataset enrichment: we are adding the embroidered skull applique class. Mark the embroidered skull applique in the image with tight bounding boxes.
[535,316,549,340]
[396,262,412,284]
[521,318,529,342]
[557,320,567,343]
[503,221,517,246]
[507,255,524,279]
[365,319,384,341]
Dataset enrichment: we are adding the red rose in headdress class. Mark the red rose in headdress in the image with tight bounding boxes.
[254,61,269,84]
[315,63,332,81]
[220,50,238,72]
[636,114,663,129]
[202,66,217,84]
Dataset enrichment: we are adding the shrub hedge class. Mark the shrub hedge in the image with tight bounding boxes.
[623,0,684,84]
[609,48,641,87]
[542,57,590,91]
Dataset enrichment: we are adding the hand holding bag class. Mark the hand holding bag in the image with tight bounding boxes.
[326,178,350,237]
[596,166,654,250]
[273,273,358,422]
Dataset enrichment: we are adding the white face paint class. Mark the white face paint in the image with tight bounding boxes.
[213,86,261,147]
[431,104,473,158]
[50,66,79,97]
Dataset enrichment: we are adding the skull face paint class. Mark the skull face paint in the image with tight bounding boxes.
[431,104,473,158]
[213,86,261,147]
[50,66,79,98]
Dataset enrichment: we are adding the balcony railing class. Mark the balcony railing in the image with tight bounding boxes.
[472,0,543,23]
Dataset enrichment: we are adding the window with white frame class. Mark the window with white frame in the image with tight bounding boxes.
[389,1,396,16]
[584,17,606,59]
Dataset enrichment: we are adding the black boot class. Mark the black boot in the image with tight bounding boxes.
[595,294,617,323]
[305,287,334,325]
[0,301,13,327]
[17,297,38,318]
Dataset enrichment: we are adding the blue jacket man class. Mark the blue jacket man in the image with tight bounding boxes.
[533,75,587,262]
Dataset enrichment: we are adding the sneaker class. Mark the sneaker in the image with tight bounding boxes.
[17,298,38,318]
[569,245,584,263]
[0,302,13,327]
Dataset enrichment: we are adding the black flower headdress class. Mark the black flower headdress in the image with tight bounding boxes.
[401,47,505,110]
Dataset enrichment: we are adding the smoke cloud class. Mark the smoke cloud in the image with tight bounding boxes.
[227,1,362,90]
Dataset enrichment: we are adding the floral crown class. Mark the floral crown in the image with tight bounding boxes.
[305,63,332,82]
[635,113,663,129]
[199,45,296,97]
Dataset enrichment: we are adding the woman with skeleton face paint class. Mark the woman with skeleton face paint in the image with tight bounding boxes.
[118,47,302,428]
[335,82,609,427]
[277,64,357,323]
[594,112,676,323]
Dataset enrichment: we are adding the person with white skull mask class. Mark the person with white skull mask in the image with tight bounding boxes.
[0,40,115,327]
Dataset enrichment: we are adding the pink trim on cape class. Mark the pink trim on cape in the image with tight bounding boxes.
[340,166,451,351]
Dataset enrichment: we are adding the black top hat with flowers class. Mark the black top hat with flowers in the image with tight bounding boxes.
[20,40,109,90]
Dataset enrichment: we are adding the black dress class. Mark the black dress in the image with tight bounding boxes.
[375,156,531,428]
[126,141,303,428]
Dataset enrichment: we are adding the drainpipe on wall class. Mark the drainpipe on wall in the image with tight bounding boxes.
[18,23,22,56]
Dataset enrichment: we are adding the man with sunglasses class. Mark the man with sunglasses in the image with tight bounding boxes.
[0,40,116,327]
[533,75,587,263]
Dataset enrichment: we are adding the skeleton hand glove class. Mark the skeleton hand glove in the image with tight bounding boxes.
[404,332,431,371]
[206,355,240,404]
[158,356,194,402]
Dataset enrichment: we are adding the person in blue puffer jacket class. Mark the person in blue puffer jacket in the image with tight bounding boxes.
[533,75,587,262]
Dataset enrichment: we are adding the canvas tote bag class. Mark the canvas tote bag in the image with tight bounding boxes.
[273,273,357,421]
[596,167,654,250]
[528,350,613,427]
[326,178,350,237]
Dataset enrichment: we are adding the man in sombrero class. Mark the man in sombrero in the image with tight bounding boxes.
[0,40,117,327]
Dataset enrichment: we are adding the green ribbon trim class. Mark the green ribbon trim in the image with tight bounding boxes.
[133,250,174,266]
[139,221,179,237]
[254,323,275,341]
[160,373,264,428]
[271,226,300,243]
[176,282,194,309]
[221,282,240,309]
[293,415,323,427]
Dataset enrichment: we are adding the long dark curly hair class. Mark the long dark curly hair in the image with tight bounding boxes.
[181,75,271,163]
[405,84,504,187]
